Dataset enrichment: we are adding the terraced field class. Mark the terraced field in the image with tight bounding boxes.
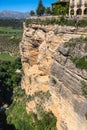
[0,27,23,55]
[0,53,17,61]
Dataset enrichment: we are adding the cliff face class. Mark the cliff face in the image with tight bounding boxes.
[20,23,87,130]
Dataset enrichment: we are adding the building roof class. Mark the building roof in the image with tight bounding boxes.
[52,0,69,5]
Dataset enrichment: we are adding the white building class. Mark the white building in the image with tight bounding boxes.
[69,0,87,16]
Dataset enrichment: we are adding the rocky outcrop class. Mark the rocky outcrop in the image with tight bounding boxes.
[20,23,87,130]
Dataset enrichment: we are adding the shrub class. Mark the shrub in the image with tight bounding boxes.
[27,90,51,103]
[79,19,87,27]
[70,56,87,70]
[6,88,56,130]
[81,81,87,98]
[50,77,57,86]
[25,19,32,27]
[25,17,87,27]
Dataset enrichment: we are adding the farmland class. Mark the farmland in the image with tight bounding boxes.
[0,26,23,55]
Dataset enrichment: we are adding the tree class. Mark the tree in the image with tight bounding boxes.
[36,0,45,16]
[45,7,52,15]
[0,58,22,106]
[53,4,69,15]
[29,10,35,16]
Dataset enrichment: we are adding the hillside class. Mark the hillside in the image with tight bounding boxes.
[0,10,29,19]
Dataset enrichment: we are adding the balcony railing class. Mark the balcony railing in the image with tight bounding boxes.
[70,3,74,8]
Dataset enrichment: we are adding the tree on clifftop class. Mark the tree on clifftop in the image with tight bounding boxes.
[29,10,35,16]
[45,7,52,15]
[36,0,45,16]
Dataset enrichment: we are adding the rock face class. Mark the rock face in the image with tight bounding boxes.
[20,23,87,130]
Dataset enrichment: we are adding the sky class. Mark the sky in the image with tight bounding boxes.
[0,0,55,12]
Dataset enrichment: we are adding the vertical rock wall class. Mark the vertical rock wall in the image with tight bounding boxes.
[20,23,87,130]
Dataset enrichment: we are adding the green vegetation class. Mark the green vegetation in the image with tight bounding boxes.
[70,56,87,70]
[0,53,17,61]
[36,0,45,16]
[27,90,51,103]
[0,27,22,35]
[0,52,56,130]
[0,19,23,29]
[53,3,69,15]
[45,7,52,15]
[0,19,23,55]
[0,19,23,129]
[25,17,87,27]
[30,0,68,16]
[0,18,55,130]
[50,77,57,86]
[0,56,22,129]
[6,88,30,130]
[0,57,22,106]
[64,41,76,48]
[65,36,87,47]
[78,19,87,27]
[6,88,57,130]
[29,10,35,16]
[81,81,87,98]
[0,26,23,55]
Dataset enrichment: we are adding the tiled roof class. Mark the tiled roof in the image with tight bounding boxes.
[52,0,69,5]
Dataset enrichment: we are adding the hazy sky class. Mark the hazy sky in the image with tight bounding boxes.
[0,0,55,12]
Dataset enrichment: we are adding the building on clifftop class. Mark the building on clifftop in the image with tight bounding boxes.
[52,0,87,17]
[69,0,87,17]
[52,0,69,15]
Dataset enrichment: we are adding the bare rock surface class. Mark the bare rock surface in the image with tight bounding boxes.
[20,23,87,130]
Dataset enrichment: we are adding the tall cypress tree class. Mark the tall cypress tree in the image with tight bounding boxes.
[36,0,45,16]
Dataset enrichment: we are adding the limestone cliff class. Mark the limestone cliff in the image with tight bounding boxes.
[20,23,87,130]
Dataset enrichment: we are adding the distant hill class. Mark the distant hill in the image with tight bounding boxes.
[0,10,29,19]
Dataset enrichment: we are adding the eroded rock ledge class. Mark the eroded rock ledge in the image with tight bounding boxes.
[20,23,87,130]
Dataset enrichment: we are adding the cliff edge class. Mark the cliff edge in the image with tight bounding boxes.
[20,23,87,130]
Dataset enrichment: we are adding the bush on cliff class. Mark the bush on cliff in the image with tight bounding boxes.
[70,56,87,70]
[25,17,87,27]
[81,81,87,98]
[6,87,57,130]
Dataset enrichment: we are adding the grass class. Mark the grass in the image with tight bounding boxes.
[6,87,57,130]
[0,27,23,39]
[0,27,22,35]
[0,53,17,62]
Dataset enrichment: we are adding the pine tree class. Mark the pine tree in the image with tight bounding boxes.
[36,0,45,16]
